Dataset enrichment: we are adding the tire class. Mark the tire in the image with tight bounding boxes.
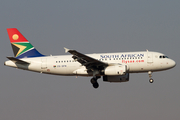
[93,82,99,88]
[149,79,154,83]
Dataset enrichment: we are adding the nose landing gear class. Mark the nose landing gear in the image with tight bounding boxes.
[148,71,154,83]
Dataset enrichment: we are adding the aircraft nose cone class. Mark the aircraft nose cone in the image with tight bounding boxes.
[170,60,176,68]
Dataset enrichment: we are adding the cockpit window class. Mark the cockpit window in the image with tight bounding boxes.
[159,55,168,59]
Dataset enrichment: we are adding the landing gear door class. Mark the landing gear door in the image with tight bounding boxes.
[41,58,47,69]
[147,52,153,63]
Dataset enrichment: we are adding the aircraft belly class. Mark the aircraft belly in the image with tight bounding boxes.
[128,63,141,72]
[129,62,152,72]
[29,62,41,72]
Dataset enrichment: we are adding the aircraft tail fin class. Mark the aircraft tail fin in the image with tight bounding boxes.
[7,28,44,58]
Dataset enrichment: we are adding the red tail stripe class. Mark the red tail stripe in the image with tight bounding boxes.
[7,28,29,43]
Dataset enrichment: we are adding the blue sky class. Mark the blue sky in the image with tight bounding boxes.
[0,0,180,120]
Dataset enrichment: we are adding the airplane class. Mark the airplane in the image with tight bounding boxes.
[4,28,176,88]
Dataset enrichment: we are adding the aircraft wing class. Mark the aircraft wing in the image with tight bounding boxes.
[64,48,108,70]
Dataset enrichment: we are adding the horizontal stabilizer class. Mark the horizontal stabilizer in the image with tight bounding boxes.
[7,57,30,64]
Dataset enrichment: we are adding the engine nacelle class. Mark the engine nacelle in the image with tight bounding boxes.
[104,65,127,75]
[103,73,129,82]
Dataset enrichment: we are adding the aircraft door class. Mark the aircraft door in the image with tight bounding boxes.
[41,58,47,69]
[147,52,153,63]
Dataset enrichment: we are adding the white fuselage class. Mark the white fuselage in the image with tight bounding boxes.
[5,51,176,76]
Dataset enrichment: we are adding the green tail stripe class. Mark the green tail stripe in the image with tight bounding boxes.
[12,43,34,57]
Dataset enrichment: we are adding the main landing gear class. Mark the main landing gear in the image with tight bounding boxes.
[148,71,154,83]
[90,70,101,89]
[90,76,101,89]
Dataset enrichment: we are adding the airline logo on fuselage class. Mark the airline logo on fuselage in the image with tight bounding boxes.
[100,53,144,59]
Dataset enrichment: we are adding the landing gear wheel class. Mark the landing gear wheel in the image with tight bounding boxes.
[90,78,99,89]
[149,78,154,83]
[91,78,96,84]
[93,82,99,89]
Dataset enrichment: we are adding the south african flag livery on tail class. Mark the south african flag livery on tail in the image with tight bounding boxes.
[7,28,44,59]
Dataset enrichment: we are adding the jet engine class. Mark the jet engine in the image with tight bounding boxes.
[103,73,129,82]
[104,65,127,75]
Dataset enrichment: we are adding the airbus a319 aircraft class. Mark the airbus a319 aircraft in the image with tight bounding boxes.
[4,28,176,88]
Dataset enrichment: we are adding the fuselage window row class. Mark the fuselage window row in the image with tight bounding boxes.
[55,57,144,63]
[56,60,76,63]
